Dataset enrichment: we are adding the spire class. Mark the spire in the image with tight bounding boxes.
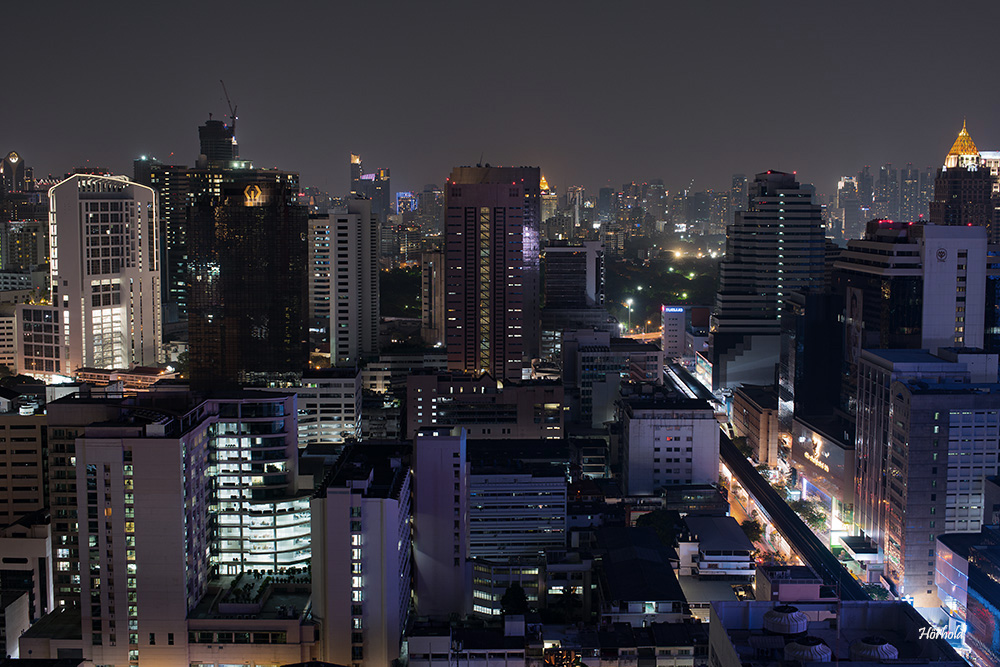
[948,120,979,158]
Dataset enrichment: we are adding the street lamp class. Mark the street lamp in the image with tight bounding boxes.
[626,298,633,331]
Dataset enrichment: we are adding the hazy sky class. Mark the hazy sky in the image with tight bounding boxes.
[6,1,1000,198]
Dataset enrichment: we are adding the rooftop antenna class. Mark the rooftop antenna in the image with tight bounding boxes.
[479,152,484,168]
[220,79,238,134]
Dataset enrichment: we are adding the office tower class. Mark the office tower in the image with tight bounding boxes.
[540,174,558,229]
[853,349,996,594]
[900,163,920,221]
[931,122,997,241]
[833,221,987,413]
[1,151,31,195]
[323,198,379,367]
[444,165,541,381]
[195,116,238,167]
[16,174,161,380]
[349,154,391,223]
[420,250,445,346]
[778,291,842,431]
[710,171,826,390]
[187,171,307,387]
[872,163,899,220]
[416,184,444,236]
[919,167,936,218]
[856,165,874,210]
[543,241,604,308]
[311,443,412,667]
[730,173,748,223]
[412,429,470,618]
[597,187,614,223]
[307,212,333,351]
[837,176,861,240]
[133,158,191,321]
[618,384,719,495]
[854,349,1000,608]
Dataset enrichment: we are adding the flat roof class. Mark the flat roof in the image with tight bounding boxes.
[597,527,687,603]
[683,516,754,552]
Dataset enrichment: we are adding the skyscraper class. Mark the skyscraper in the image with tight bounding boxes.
[730,173,748,224]
[710,171,826,389]
[444,165,541,380]
[187,171,307,387]
[16,174,162,380]
[349,154,391,223]
[327,198,379,367]
[899,163,920,221]
[930,122,996,241]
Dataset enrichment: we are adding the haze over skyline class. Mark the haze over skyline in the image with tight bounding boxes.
[6,1,1000,196]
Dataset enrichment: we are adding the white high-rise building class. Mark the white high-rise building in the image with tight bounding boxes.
[710,171,826,389]
[327,198,379,367]
[17,174,161,380]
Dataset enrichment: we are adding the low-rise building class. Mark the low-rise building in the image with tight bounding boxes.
[709,600,965,667]
[596,527,688,626]
[677,516,755,582]
[406,371,563,440]
[730,384,779,467]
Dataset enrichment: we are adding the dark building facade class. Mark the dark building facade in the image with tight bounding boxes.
[188,172,308,387]
[930,166,996,241]
[445,165,541,381]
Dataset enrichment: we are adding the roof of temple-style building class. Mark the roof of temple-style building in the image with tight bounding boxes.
[945,120,981,169]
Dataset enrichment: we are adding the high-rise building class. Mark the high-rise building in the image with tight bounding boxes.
[856,165,874,210]
[196,116,238,167]
[729,173,748,224]
[873,164,899,220]
[323,198,379,367]
[837,176,861,240]
[16,174,162,380]
[710,171,826,389]
[187,171,307,387]
[37,389,309,664]
[1,151,31,195]
[833,221,988,413]
[900,163,920,221]
[311,443,412,667]
[412,429,470,619]
[930,122,997,241]
[420,250,445,347]
[350,154,391,223]
[444,166,541,380]
[542,241,604,308]
[854,349,1000,607]
[133,158,191,322]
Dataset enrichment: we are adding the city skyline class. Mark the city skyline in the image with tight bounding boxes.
[6,2,1000,196]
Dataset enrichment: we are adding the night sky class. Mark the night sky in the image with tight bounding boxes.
[6,1,1000,197]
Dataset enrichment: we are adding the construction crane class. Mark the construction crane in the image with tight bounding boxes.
[220,79,237,133]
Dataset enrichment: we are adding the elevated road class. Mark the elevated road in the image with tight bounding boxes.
[720,432,870,601]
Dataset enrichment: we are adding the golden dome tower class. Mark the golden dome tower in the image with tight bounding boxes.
[945,120,981,169]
